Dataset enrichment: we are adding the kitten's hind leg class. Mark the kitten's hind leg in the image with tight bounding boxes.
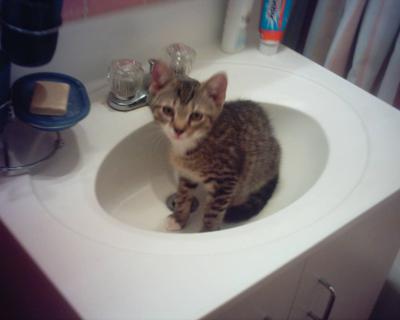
[166,177,198,231]
[224,176,278,223]
[202,176,238,232]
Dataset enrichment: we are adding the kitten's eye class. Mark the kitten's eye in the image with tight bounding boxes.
[189,112,203,122]
[162,106,174,117]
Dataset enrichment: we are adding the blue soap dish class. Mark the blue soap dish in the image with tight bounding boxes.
[12,72,90,131]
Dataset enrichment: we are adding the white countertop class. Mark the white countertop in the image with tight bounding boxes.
[2,46,400,319]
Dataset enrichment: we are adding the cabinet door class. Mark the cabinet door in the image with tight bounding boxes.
[205,259,305,320]
[289,198,400,320]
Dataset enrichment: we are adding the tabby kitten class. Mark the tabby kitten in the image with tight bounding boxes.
[149,61,280,232]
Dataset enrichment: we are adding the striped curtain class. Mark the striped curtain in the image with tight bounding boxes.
[284,0,400,109]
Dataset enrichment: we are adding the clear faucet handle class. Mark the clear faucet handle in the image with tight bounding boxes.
[166,43,196,75]
[107,59,144,100]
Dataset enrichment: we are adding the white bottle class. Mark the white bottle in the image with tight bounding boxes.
[221,0,255,53]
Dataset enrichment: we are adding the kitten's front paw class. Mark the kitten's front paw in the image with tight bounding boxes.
[166,215,182,231]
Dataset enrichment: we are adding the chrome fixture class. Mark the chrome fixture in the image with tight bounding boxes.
[166,43,197,75]
[107,88,148,112]
[106,44,197,112]
[107,59,148,112]
[307,278,336,320]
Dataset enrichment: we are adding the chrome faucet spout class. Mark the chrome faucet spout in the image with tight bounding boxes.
[107,89,148,112]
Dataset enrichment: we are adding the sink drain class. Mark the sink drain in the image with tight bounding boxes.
[166,193,199,213]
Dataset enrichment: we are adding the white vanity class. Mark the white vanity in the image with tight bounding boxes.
[1,0,400,317]
[2,45,400,319]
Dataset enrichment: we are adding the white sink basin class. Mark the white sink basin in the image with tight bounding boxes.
[29,61,368,254]
[96,103,329,233]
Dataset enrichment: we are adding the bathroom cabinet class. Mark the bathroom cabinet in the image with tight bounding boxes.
[205,259,304,320]
[207,192,400,320]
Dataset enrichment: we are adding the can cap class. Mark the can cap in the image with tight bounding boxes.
[259,40,279,55]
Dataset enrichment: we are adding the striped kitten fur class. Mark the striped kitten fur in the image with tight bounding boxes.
[149,61,281,232]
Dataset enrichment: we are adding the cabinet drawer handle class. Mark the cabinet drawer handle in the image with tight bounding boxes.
[307,278,336,320]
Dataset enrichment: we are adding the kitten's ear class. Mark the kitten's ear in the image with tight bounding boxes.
[149,60,173,94]
[203,73,227,108]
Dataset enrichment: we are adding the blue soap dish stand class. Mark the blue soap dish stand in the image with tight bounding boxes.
[0,72,90,176]
[0,103,63,176]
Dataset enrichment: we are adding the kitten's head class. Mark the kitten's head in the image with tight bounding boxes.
[148,60,227,153]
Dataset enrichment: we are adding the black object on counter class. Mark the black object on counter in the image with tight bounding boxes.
[1,0,63,67]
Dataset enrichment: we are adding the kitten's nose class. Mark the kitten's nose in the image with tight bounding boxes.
[174,127,185,136]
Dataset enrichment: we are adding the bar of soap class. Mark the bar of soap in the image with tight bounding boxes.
[30,80,70,116]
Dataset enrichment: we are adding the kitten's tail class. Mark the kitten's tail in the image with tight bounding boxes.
[224,176,278,223]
